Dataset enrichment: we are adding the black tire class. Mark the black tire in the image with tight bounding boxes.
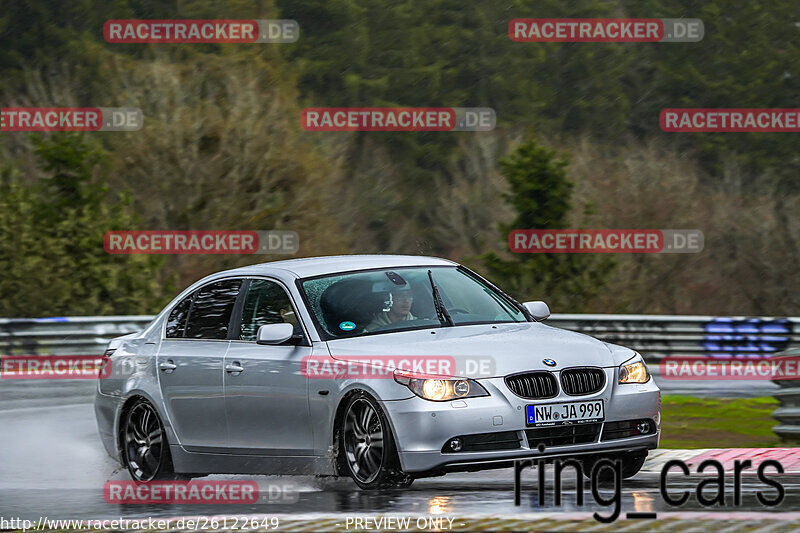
[337,392,414,490]
[582,451,648,481]
[121,399,179,481]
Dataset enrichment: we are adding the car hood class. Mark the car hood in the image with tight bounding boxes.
[327,322,629,379]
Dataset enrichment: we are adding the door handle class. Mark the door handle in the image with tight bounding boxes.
[226,362,245,374]
[159,360,177,373]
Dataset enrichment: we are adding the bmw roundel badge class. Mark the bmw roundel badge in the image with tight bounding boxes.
[543,358,557,367]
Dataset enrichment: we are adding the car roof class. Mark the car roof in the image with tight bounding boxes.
[217,254,457,279]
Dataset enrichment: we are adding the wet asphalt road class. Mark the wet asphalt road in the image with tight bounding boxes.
[0,378,791,522]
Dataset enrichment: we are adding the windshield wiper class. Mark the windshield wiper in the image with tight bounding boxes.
[427,269,454,327]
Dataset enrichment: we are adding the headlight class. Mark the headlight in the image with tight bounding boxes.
[394,370,489,401]
[618,353,650,384]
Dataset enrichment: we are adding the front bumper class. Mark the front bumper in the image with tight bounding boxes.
[382,370,661,473]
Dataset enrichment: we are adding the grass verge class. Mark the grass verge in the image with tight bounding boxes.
[660,395,781,449]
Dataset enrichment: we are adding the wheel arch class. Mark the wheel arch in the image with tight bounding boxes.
[331,387,406,477]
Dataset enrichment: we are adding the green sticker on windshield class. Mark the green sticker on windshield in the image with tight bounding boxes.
[339,321,356,331]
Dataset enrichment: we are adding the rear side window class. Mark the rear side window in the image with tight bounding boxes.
[184,279,242,340]
[165,295,193,338]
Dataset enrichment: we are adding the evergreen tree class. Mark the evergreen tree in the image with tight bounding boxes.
[0,134,173,317]
[481,139,615,312]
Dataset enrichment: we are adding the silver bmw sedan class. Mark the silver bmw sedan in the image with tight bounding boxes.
[95,255,660,489]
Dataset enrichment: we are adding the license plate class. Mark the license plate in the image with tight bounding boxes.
[526,399,604,427]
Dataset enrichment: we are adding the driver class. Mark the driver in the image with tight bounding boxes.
[365,285,416,331]
[279,306,301,334]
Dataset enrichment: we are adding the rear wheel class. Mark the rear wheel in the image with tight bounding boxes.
[122,399,179,481]
[582,451,648,481]
[339,393,413,489]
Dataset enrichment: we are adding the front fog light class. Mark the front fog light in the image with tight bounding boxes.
[637,421,651,434]
[448,438,463,452]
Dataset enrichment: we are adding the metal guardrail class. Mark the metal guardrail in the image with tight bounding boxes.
[0,316,154,356]
[551,314,799,361]
[770,348,800,442]
[1,314,797,360]
[3,313,798,441]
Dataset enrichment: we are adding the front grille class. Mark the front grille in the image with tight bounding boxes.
[560,367,605,395]
[525,423,601,447]
[441,431,521,453]
[505,372,558,399]
[601,419,655,441]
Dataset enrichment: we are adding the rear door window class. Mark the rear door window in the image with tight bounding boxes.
[184,279,242,340]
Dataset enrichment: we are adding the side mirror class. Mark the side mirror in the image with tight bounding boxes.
[256,323,295,345]
[523,301,550,321]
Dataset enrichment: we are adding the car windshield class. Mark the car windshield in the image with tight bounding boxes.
[300,266,527,339]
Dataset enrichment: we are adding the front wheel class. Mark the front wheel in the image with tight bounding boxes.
[338,393,414,489]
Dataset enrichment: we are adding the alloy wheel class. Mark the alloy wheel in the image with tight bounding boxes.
[124,402,165,481]
[343,398,385,484]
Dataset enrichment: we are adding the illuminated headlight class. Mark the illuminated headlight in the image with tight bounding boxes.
[618,353,651,384]
[394,370,489,401]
